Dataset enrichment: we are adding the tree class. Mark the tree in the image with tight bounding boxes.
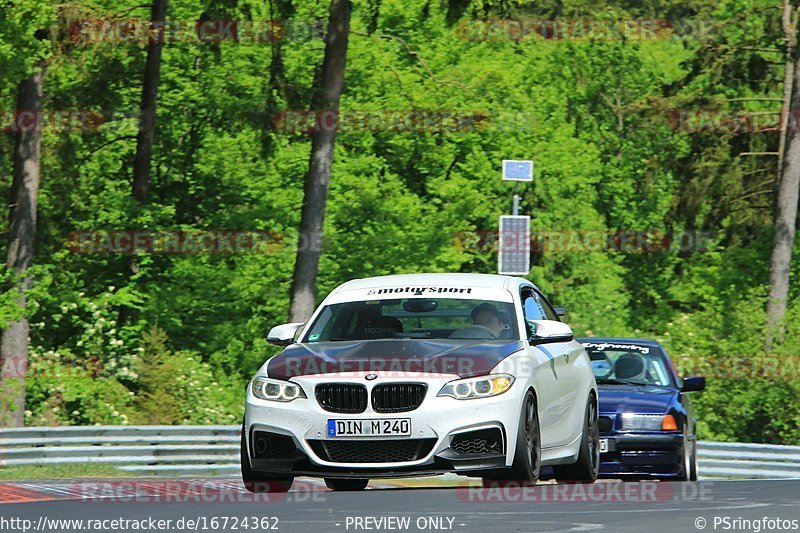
[132,0,168,203]
[267,1,298,118]
[0,61,46,427]
[288,0,352,322]
[767,0,800,349]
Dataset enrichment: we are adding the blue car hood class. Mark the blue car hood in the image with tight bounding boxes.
[598,385,678,415]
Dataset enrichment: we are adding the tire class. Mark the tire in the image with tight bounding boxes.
[553,394,599,482]
[240,424,294,493]
[676,430,698,481]
[324,478,369,491]
[482,390,540,487]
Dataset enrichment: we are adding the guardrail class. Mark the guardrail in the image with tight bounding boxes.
[2,426,799,479]
[0,425,241,476]
[697,441,800,479]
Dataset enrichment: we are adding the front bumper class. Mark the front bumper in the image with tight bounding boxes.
[598,432,685,478]
[244,372,524,478]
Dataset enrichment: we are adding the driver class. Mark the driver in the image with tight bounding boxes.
[470,303,506,336]
[613,352,648,382]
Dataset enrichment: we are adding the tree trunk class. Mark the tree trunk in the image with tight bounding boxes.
[132,0,168,203]
[262,0,299,155]
[288,0,351,322]
[767,4,800,350]
[0,62,45,427]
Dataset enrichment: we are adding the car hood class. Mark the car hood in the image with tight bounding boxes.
[598,385,678,415]
[267,339,524,380]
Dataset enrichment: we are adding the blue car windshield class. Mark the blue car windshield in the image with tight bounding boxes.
[583,343,676,387]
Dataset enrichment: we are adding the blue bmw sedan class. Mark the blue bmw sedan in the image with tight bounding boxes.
[578,338,705,481]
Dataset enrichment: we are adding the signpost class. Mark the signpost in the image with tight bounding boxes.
[498,160,533,275]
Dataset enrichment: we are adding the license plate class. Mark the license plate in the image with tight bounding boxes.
[599,438,609,453]
[327,418,411,437]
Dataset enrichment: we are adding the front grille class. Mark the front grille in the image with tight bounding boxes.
[371,383,427,413]
[599,416,613,434]
[316,384,368,413]
[308,438,436,463]
[451,428,504,455]
[250,431,297,459]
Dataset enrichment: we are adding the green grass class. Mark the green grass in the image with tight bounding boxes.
[0,463,133,480]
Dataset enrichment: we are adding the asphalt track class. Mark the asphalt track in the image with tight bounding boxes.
[1,477,799,533]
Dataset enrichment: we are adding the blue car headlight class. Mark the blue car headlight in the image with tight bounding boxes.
[621,413,678,431]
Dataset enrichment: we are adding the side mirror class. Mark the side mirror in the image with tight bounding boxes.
[681,376,706,392]
[527,319,574,345]
[554,306,567,319]
[267,322,305,347]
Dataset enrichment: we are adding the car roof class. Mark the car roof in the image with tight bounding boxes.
[577,337,664,348]
[332,273,536,293]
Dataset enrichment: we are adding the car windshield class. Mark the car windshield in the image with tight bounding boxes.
[583,343,676,388]
[303,298,519,341]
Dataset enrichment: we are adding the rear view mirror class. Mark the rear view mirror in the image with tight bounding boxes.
[554,306,567,319]
[681,376,706,392]
[267,322,305,346]
[528,319,574,345]
[402,299,438,313]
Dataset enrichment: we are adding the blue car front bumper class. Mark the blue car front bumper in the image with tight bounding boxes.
[599,432,686,478]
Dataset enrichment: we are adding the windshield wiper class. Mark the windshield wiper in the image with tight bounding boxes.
[323,337,398,341]
[597,378,672,388]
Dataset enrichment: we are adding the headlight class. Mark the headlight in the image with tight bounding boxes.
[621,413,678,431]
[251,377,306,402]
[437,374,514,400]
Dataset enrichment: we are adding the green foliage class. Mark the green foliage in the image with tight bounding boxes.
[26,349,134,425]
[692,379,800,444]
[0,463,131,479]
[130,326,242,425]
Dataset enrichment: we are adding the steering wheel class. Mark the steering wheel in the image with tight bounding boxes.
[449,325,499,339]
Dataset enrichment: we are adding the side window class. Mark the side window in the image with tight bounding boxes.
[536,291,560,322]
[521,289,546,321]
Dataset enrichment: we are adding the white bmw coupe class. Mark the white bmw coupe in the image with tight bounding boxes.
[242,273,598,492]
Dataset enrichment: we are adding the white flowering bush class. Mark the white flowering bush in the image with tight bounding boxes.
[26,346,133,426]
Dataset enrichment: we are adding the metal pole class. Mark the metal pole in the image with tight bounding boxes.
[513,194,520,216]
